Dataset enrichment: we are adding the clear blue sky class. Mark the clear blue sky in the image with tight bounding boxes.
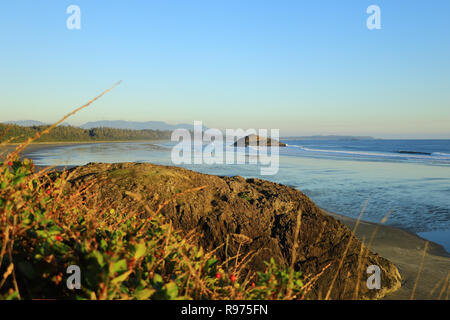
[0,0,449,138]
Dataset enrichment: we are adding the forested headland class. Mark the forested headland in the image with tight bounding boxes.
[0,123,171,143]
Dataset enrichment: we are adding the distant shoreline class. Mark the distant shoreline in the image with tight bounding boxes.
[281,135,376,141]
[282,137,450,141]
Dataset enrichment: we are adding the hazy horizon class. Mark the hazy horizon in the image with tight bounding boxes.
[3,118,450,140]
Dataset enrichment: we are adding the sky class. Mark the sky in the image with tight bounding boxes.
[0,0,449,138]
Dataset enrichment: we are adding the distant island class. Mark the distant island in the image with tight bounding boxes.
[234,134,287,147]
[281,135,376,141]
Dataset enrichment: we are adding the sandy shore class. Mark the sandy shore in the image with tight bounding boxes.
[1,141,169,161]
[325,210,450,300]
[1,142,91,158]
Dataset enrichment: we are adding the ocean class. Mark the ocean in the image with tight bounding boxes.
[26,139,450,252]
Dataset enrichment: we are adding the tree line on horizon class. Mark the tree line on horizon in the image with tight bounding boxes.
[0,123,171,143]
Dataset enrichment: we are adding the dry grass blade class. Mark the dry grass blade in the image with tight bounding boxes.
[428,273,446,299]
[446,280,450,300]
[353,209,393,299]
[7,81,122,159]
[301,261,334,298]
[0,263,14,289]
[352,236,366,299]
[286,209,302,299]
[324,198,368,300]
[437,271,449,300]
[410,240,429,300]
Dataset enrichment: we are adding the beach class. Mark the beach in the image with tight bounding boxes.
[326,211,450,300]
[2,142,95,158]
[1,141,169,165]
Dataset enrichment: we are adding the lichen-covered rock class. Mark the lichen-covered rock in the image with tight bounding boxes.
[233,134,287,147]
[66,162,401,299]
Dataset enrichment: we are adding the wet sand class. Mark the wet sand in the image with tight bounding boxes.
[1,141,169,161]
[1,142,91,159]
[325,210,450,300]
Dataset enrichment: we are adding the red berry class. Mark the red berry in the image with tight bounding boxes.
[230,274,236,282]
[216,272,221,279]
[55,235,62,241]
[46,190,51,195]
[8,161,13,166]
[251,282,256,287]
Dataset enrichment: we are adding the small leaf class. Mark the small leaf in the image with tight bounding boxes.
[110,259,127,274]
[6,291,19,300]
[91,250,105,267]
[111,270,132,285]
[164,282,178,299]
[153,273,163,284]
[134,242,146,259]
[206,257,217,269]
[134,288,155,300]
[195,247,204,258]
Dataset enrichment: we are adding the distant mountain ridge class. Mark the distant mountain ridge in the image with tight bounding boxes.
[3,120,72,127]
[79,120,199,131]
[3,120,48,126]
[3,120,200,131]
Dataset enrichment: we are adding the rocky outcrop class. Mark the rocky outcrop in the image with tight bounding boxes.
[233,135,287,147]
[66,162,401,299]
